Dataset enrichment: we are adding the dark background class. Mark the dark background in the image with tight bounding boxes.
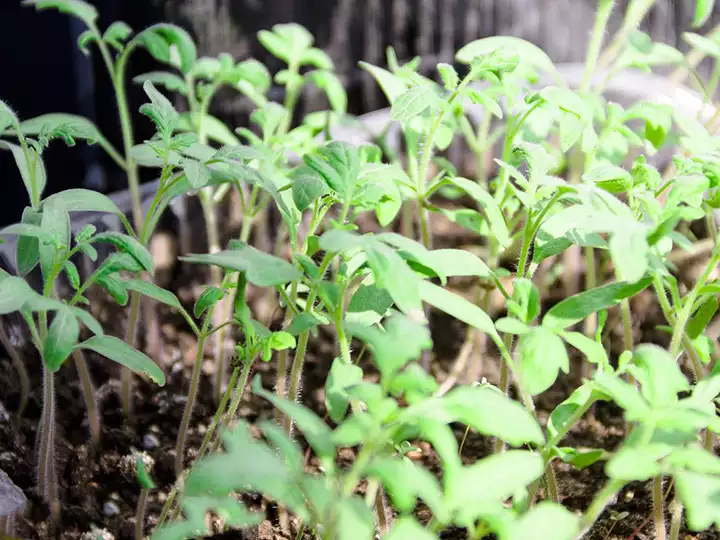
[0,0,717,225]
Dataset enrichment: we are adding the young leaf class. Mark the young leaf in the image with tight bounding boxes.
[91,232,154,275]
[42,188,124,217]
[437,63,459,91]
[251,375,335,458]
[194,286,224,318]
[303,141,360,199]
[419,280,501,347]
[606,445,670,481]
[0,142,47,206]
[358,62,409,104]
[290,165,329,212]
[122,279,182,311]
[23,0,98,27]
[134,71,189,95]
[547,383,595,444]
[385,516,437,540]
[16,207,42,276]
[693,0,716,28]
[346,314,431,380]
[594,372,651,421]
[542,279,652,330]
[448,177,510,248]
[629,344,690,408]
[180,243,301,287]
[136,24,197,74]
[182,159,212,189]
[307,70,347,114]
[507,502,580,540]
[43,308,80,371]
[687,296,719,340]
[325,358,364,423]
[0,276,45,314]
[391,85,441,122]
[609,228,649,283]
[103,21,133,49]
[456,36,557,76]
[76,335,165,386]
[448,451,544,522]
[676,471,720,531]
[582,164,633,194]
[517,327,569,395]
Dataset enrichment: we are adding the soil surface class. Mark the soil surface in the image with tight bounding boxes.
[0,193,718,540]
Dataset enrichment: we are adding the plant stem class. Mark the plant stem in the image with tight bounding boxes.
[596,0,658,72]
[653,476,667,540]
[174,313,213,477]
[72,350,100,446]
[620,298,633,353]
[668,494,683,540]
[578,479,625,536]
[122,291,142,418]
[136,488,149,540]
[581,0,615,92]
[283,330,311,435]
[0,319,30,425]
[545,462,559,503]
[37,366,59,523]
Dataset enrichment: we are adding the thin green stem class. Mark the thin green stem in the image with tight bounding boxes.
[653,476,667,540]
[174,314,213,477]
[668,495,683,540]
[136,488,149,540]
[122,291,142,417]
[596,0,658,72]
[581,0,615,92]
[72,350,100,446]
[546,462,559,504]
[208,355,256,454]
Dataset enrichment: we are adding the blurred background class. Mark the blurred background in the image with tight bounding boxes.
[1,0,718,225]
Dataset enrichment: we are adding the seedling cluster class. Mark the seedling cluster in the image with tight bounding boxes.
[1,0,720,539]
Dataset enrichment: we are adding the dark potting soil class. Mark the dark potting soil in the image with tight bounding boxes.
[0,200,718,540]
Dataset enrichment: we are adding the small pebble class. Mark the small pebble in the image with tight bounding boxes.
[103,500,120,517]
[81,528,114,540]
[197,424,207,436]
[0,400,9,422]
[142,433,160,450]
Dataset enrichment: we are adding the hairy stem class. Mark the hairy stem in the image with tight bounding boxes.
[283,331,311,435]
[37,367,59,523]
[72,350,100,446]
[653,476,667,540]
[208,357,255,453]
[581,0,615,92]
[668,494,683,540]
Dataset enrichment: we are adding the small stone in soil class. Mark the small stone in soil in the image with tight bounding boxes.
[0,401,9,422]
[143,433,161,450]
[197,424,207,435]
[81,528,114,540]
[103,500,120,516]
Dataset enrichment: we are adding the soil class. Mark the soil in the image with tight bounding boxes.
[0,188,718,540]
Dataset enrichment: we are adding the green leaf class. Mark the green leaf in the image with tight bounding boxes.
[325,358,364,423]
[135,24,197,74]
[346,314,431,380]
[693,0,716,28]
[139,80,178,136]
[96,274,129,305]
[366,458,446,521]
[687,296,719,339]
[103,21,133,49]
[16,207,41,276]
[517,327,569,395]
[582,164,633,193]
[334,497,375,540]
[268,331,295,351]
[182,159,212,189]
[303,141,360,198]
[609,228,649,283]
[439,385,545,446]
[42,188,123,217]
[290,165,329,212]
[419,280,501,347]
[92,232,154,275]
[348,284,394,315]
[630,344,690,408]
[606,444,671,481]
[547,383,595,444]
[299,47,334,69]
[177,113,241,146]
[448,451,544,523]
[194,286,224,318]
[23,0,98,27]
[365,239,423,316]
[507,278,540,324]
[561,331,609,366]
[456,36,558,75]
[358,62,409,104]
[437,63,459,90]
[0,276,45,314]
[385,516,437,540]
[507,502,579,540]
[122,279,182,311]
[286,312,328,336]
[0,142,46,205]
[594,372,651,421]
[448,177,510,248]
[251,375,335,458]
[421,249,492,279]
[391,85,441,122]
[542,278,651,330]
[180,243,301,287]
[676,471,720,531]
[683,32,720,58]
[133,71,189,95]
[16,113,115,154]
[76,335,165,386]
[43,308,80,371]
[540,86,592,122]
[307,70,347,114]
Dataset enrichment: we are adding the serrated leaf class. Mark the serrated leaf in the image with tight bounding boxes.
[291,165,329,212]
[92,232,154,275]
[582,164,633,193]
[456,36,557,75]
[133,71,189,95]
[437,63,459,90]
[136,24,197,74]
